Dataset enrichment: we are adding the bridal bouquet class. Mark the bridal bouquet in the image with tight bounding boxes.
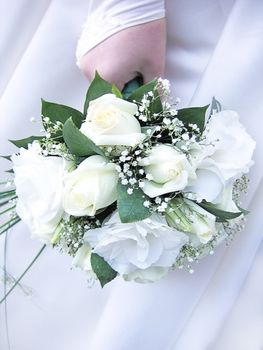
[1,73,255,288]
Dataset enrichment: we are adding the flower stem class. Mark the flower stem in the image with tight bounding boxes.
[0,197,17,208]
[0,245,46,304]
[0,217,21,235]
[0,205,16,216]
[3,230,11,349]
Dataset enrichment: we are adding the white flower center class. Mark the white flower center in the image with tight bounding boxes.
[167,165,182,179]
[93,106,119,129]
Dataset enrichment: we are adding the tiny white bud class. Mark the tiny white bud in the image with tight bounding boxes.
[163,118,171,125]
[121,150,128,156]
[155,197,161,204]
[127,188,133,195]
[139,181,145,188]
[129,178,137,185]
[146,173,153,181]
[182,133,189,141]
[143,200,151,208]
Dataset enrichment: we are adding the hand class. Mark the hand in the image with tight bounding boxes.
[79,18,166,90]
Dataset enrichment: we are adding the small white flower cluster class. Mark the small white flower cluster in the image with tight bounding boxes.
[174,226,225,274]
[232,175,249,204]
[41,117,64,139]
[134,91,154,123]
[115,149,137,192]
[56,217,99,256]
[223,216,246,244]
[30,117,73,159]
[5,77,255,286]
[157,78,171,96]
[143,195,172,214]
[39,139,73,160]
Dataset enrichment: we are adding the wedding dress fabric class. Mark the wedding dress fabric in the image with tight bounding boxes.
[0,1,262,349]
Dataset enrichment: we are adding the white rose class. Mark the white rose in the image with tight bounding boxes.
[85,211,188,275]
[186,167,224,202]
[12,142,69,244]
[202,110,255,181]
[80,94,145,147]
[63,155,118,216]
[185,111,255,202]
[213,180,240,213]
[123,267,169,283]
[166,198,217,244]
[184,142,224,201]
[140,144,196,198]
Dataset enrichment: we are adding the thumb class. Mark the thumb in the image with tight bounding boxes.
[141,60,165,84]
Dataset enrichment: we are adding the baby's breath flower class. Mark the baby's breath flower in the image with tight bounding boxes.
[143,200,151,208]
[129,178,137,185]
[121,179,129,185]
[127,188,133,195]
[139,181,145,188]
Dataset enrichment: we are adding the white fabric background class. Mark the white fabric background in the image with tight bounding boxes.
[0,1,262,349]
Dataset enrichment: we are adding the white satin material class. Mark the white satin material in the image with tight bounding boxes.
[0,1,263,349]
[76,0,165,65]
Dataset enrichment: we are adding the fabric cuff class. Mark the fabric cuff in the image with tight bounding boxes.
[76,0,165,66]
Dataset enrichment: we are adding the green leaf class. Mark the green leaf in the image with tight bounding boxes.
[128,79,162,114]
[5,169,14,174]
[141,126,156,138]
[0,155,12,162]
[209,97,221,117]
[96,202,117,223]
[41,99,84,134]
[0,245,46,304]
[90,253,117,287]
[0,190,16,198]
[112,84,122,98]
[0,217,21,236]
[84,71,113,115]
[117,182,151,223]
[237,205,250,216]
[62,118,105,157]
[198,201,243,222]
[0,198,17,208]
[177,105,209,133]
[9,136,43,149]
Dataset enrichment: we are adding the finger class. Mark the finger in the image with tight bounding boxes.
[79,55,137,91]
[140,54,166,83]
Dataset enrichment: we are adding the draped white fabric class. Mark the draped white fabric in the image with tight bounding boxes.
[0,1,263,349]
